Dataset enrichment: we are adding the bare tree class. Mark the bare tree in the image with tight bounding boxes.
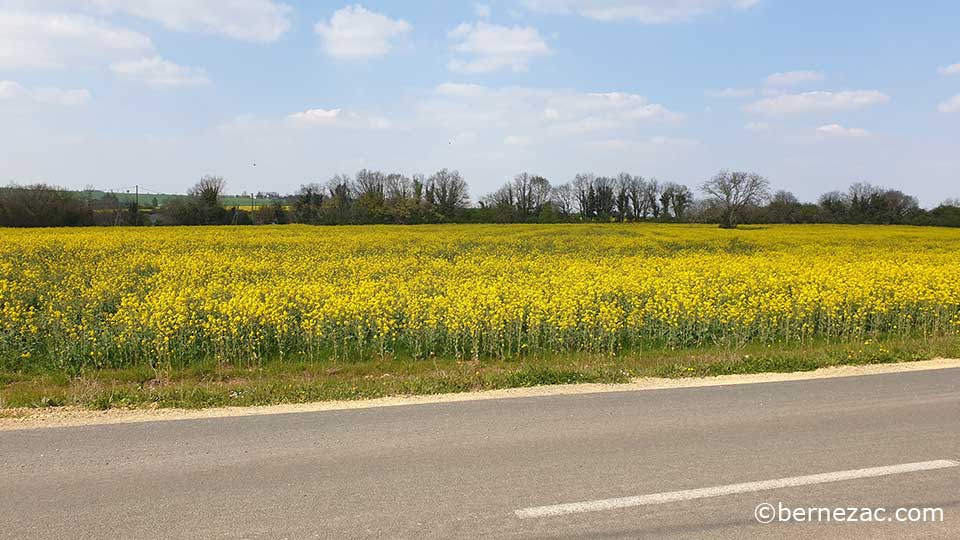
[189,175,226,208]
[670,184,693,221]
[384,173,411,203]
[659,184,673,220]
[325,174,354,223]
[551,182,576,217]
[326,174,353,199]
[615,173,633,222]
[184,175,229,224]
[353,169,387,221]
[700,170,770,228]
[353,169,386,199]
[626,175,650,219]
[482,183,515,210]
[528,175,552,215]
[847,182,882,221]
[818,190,848,221]
[293,183,326,223]
[511,173,532,217]
[593,176,616,218]
[411,174,426,203]
[428,168,469,220]
[480,173,551,221]
[644,178,661,219]
[771,190,799,206]
[572,173,595,218]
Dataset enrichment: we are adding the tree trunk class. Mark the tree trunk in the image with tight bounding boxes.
[720,209,736,229]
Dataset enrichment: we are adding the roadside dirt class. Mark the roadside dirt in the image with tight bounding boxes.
[3,357,959,431]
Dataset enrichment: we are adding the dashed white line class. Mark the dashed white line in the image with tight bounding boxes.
[515,459,960,519]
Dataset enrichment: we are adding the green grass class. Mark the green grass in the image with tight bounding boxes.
[1,335,957,410]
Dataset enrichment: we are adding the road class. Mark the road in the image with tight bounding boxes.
[3,368,959,539]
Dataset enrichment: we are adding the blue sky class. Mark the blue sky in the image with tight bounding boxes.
[1,0,959,205]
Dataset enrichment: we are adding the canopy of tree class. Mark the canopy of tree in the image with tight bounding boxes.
[2,171,957,228]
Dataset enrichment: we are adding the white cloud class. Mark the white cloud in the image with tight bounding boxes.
[746,90,890,116]
[449,131,480,146]
[504,135,532,146]
[287,108,342,125]
[583,135,697,153]
[110,56,210,88]
[0,81,26,100]
[764,70,824,87]
[448,22,551,73]
[937,63,960,76]
[214,113,271,136]
[744,121,771,132]
[31,86,91,106]
[45,0,292,43]
[420,83,680,142]
[475,3,492,18]
[650,135,698,146]
[523,0,760,23]
[816,124,869,137]
[582,138,629,151]
[0,11,152,69]
[366,116,393,130]
[0,80,90,110]
[939,95,960,114]
[706,87,754,98]
[315,5,411,60]
[434,82,487,98]
[587,92,680,121]
[214,107,392,150]
[286,107,393,130]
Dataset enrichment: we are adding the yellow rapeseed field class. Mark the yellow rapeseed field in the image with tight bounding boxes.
[2,224,959,371]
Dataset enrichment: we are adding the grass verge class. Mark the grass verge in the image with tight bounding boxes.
[1,334,958,410]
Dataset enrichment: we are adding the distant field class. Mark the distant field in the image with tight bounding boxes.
[2,224,959,408]
[81,190,288,209]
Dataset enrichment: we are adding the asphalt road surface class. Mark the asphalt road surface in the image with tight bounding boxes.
[3,368,960,539]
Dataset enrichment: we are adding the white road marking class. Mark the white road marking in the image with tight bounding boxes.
[515,459,960,519]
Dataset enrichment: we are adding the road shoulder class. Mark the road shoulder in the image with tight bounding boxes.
[3,357,959,432]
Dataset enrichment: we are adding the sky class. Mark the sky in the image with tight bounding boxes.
[1,0,958,206]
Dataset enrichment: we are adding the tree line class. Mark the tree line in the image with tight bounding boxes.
[2,169,958,228]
